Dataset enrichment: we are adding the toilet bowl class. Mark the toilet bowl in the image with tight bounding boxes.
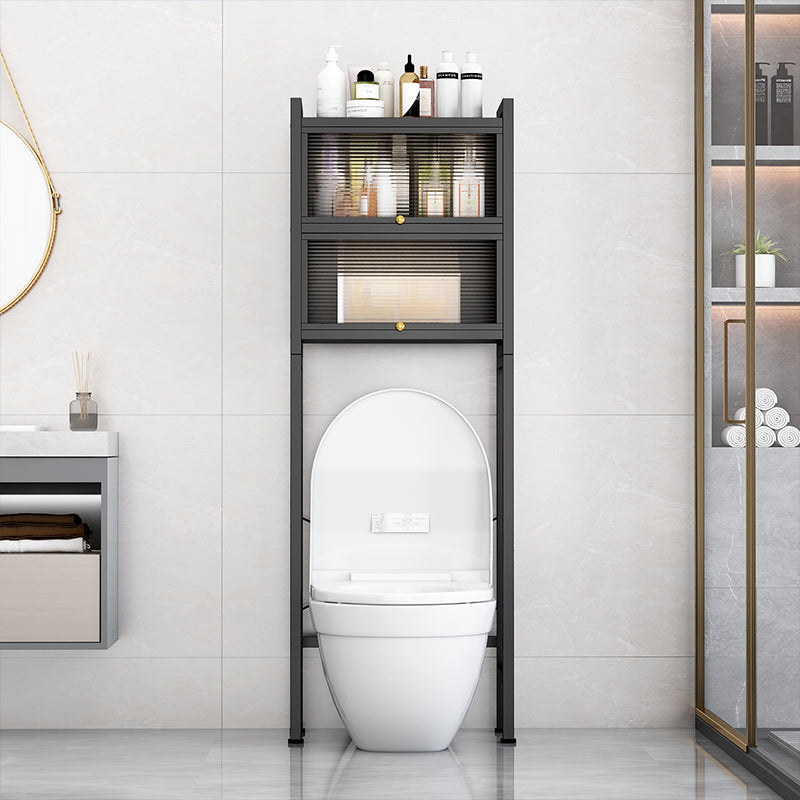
[309,389,495,752]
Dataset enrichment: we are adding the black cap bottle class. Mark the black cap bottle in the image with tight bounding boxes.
[771,62,796,146]
[399,54,420,117]
[755,62,769,145]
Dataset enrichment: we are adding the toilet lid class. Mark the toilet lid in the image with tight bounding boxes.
[311,579,494,605]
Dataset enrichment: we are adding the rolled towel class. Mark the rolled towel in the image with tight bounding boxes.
[734,407,765,426]
[756,426,777,447]
[764,406,790,430]
[0,513,82,526]
[0,523,90,541]
[755,387,778,410]
[0,537,88,553]
[777,426,800,448]
[721,425,747,447]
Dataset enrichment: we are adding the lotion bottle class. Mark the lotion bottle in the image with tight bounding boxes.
[460,51,483,117]
[419,66,435,117]
[771,61,796,145]
[399,54,420,117]
[435,50,459,117]
[452,145,484,217]
[375,62,395,117]
[755,62,769,145]
[316,45,347,117]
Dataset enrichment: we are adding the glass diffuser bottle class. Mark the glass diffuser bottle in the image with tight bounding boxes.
[69,351,99,431]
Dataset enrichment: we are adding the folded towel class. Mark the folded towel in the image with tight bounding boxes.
[721,425,747,447]
[734,407,765,426]
[0,523,90,541]
[755,387,778,410]
[756,426,776,447]
[0,513,82,526]
[0,538,88,553]
[764,406,790,430]
[777,426,800,448]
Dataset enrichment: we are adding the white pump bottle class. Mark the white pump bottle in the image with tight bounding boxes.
[317,46,347,117]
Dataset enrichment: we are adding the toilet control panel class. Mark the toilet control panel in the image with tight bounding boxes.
[371,512,430,533]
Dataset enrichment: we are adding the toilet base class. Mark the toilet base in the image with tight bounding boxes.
[316,630,489,752]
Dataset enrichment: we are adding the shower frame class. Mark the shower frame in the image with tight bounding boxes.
[288,97,516,746]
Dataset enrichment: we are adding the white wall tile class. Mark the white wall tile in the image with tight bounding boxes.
[222,173,290,414]
[516,656,694,727]
[0,1,222,172]
[514,173,695,415]
[0,657,222,727]
[222,658,289,728]
[222,415,290,658]
[514,414,695,658]
[0,172,222,415]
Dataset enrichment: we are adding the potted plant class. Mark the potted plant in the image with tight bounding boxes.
[726,230,787,288]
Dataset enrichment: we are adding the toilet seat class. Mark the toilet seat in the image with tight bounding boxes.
[311,579,493,605]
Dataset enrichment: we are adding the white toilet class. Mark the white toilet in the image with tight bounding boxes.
[309,388,495,752]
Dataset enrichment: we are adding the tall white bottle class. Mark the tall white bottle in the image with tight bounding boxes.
[316,45,347,117]
[375,62,395,117]
[460,51,483,118]
[435,50,459,118]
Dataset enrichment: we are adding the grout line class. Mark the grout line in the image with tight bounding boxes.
[219,0,225,741]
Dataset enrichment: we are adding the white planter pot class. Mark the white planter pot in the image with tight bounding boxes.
[735,253,776,287]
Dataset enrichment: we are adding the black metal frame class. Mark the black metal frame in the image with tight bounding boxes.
[289,98,515,746]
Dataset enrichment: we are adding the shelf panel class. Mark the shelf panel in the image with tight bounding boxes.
[302,117,502,134]
[712,2,800,13]
[301,218,503,236]
[301,323,504,344]
[711,146,800,166]
[711,287,800,304]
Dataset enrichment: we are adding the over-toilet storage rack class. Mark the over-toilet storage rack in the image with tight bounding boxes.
[289,97,515,745]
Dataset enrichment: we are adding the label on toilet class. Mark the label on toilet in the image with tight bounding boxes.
[371,512,430,533]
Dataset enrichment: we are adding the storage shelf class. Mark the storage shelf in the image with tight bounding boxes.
[301,323,503,344]
[711,146,800,166]
[712,2,800,13]
[301,218,503,236]
[711,287,800,304]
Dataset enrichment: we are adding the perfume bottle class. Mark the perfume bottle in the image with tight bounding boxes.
[359,162,377,216]
[419,66,435,118]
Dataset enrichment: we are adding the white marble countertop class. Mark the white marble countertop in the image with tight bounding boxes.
[0,431,118,457]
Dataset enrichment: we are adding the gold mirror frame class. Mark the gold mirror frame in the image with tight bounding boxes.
[0,119,59,314]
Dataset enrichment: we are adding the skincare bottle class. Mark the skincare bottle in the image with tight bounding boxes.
[376,161,397,216]
[419,155,449,216]
[452,145,484,217]
[360,163,377,216]
[771,61,796,145]
[375,62,395,117]
[353,69,380,100]
[435,51,459,117]
[399,54,420,117]
[316,46,347,117]
[460,51,483,117]
[392,134,410,214]
[755,62,769,145]
[419,66,435,117]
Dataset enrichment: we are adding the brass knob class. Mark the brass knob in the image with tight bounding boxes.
[396,321,405,331]
[395,214,405,225]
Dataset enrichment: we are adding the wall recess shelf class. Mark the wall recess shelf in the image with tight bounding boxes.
[289,98,515,746]
[0,432,119,649]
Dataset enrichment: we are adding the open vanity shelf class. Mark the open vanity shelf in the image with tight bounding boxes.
[289,98,515,745]
[0,432,119,649]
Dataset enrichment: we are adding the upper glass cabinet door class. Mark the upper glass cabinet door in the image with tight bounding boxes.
[305,132,498,219]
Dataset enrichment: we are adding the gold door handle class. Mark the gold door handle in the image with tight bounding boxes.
[724,318,746,424]
[395,215,405,225]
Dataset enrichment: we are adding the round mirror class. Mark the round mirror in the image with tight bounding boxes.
[0,120,58,314]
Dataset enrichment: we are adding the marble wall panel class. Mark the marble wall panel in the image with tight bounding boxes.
[0,0,222,172]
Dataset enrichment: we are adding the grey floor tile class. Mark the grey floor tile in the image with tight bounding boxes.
[0,728,786,800]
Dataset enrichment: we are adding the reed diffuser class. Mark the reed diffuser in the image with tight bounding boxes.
[69,351,99,431]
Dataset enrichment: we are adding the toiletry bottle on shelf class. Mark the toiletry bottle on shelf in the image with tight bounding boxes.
[435,51,459,117]
[419,66,435,117]
[452,145,484,217]
[376,161,397,217]
[771,62,796,145]
[755,62,769,145]
[360,163,377,216]
[392,134,410,215]
[419,155,449,216]
[375,62,395,117]
[353,70,380,100]
[460,51,482,117]
[399,55,420,117]
[316,45,347,117]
